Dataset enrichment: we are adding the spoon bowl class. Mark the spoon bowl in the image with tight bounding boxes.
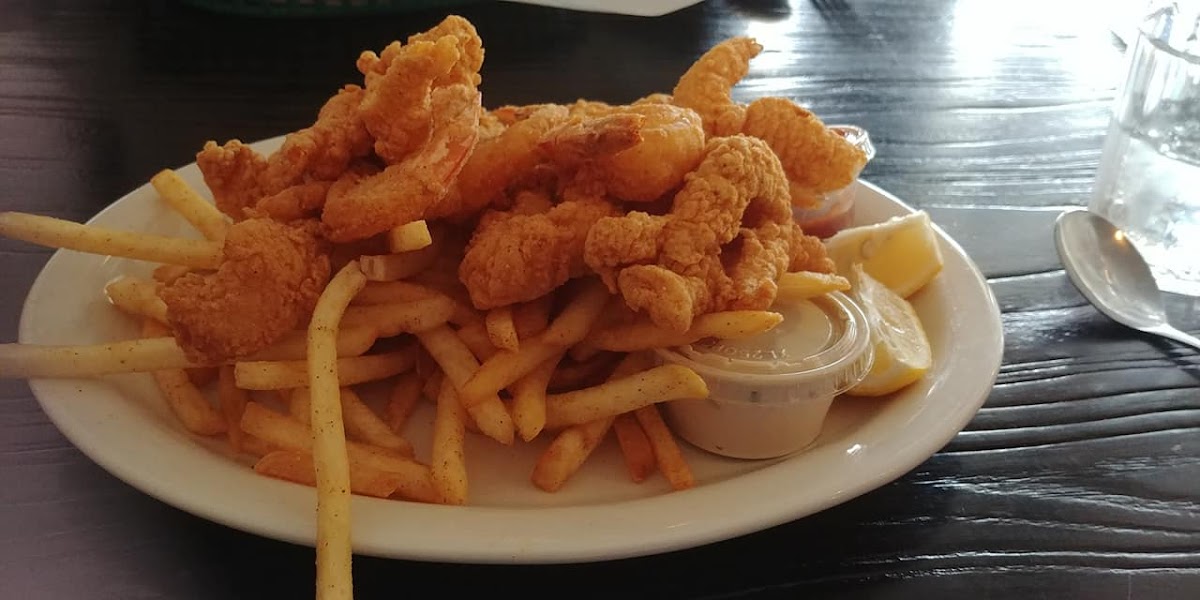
[1054,209,1200,351]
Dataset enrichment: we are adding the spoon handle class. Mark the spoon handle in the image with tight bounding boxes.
[1145,325,1200,352]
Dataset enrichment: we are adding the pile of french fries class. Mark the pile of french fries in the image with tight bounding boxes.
[0,168,849,599]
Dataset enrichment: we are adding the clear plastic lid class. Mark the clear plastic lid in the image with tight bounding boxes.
[655,291,874,404]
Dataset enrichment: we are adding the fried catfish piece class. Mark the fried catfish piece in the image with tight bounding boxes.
[459,196,619,309]
[585,135,829,332]
[160,218,330,364]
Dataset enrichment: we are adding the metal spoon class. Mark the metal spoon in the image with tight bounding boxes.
[1054,209,1200,351]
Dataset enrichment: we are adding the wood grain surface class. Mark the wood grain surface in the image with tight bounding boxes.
[2,0,1198,598]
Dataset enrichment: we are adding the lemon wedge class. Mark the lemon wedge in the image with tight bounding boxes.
[845,264,932,397]
[823,210,944,298]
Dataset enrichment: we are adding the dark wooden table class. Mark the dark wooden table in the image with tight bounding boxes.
[3,0,1199,598]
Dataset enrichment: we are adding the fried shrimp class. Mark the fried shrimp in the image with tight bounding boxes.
[429,104,570,221]
[321,84,481,242]
[160,218,331,364]
[540,104,706,203]
[741,97,869,208]
[671,36,762,137]
[591,104,705,202]
[538,112,646,168]
[584,135,807,332]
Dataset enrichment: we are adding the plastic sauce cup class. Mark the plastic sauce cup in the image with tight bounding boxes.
[654,292,873,460]
[793,125,877,239]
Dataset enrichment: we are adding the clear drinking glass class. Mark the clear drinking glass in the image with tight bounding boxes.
[1089,1,1200,296]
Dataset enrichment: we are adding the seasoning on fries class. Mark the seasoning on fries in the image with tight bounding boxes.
[0,14,893,600]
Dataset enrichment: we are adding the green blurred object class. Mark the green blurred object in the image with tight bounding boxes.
[180,0,489,17]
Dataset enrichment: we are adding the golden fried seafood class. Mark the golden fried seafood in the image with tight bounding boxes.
[459,196,619,309]
[669,37,867,209]
[245,180,333,222]
[267,84,374,184]
[789,227,836,273]
[195,140,267,218]
[584,135,808,332]
[197,85,373,219]
[321,84,481,242]
[428,104,570,221]
[358,35,462,165]
[538,104,706,203]
[160,218,331,364]
[671,36,762,137]
[741,97,868,208]
[538,112,646,168]
[405,14,484,87]
[590,104,706,202]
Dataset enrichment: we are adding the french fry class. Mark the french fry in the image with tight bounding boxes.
[431,379,468,505]
[240,434,279,459]
[346,446,439,503]
[386,372,422,433]
[149,169,229,242]
[386,220,433,253]
[233,349,415,390]
[144,317,226,435]
[339,296,455,337]
[289,387,312,426]
[416,326,485,389]
[459,280,611,408]
[150,367,228,436]
[776,271,851,302]
[454,320,497,361]
[306,260,365,600]
[635,404,695,491]
[243,325,378,362]
[530,353,651,492]
[541,278,612,345]
[240,402,438,503]
[512,295,552,339]
[509,354,559,442]
[339,387,413,456]
[612,413,656,483]
[405,273,481,326]
[530,416,611,493]
[421,370,444,404]
[254,450,404,499]
[0,337,201,379]
[583,310,784,353]
[104,275,168,324]
[0,211,223,269]
[485,306,519,352]
[284,387,414,457]
[217,365,249,452]
[415,325,514,445]
[547,352,621,392]
[351,280,442,306]
[567,342,601,363]
[358,239,440,282]
[544,365,709,429]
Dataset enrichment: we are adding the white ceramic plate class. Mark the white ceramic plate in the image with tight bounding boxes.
[20,144,1003,564]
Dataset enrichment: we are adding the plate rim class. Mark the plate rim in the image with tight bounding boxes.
[19,172,1003,565]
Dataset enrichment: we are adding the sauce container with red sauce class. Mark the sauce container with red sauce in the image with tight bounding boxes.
[793,125,876,239]
[654,292,874,460]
